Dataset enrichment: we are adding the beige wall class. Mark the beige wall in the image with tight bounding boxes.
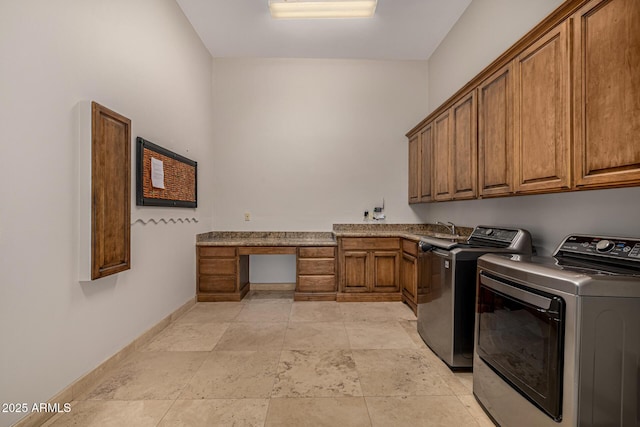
[211,58,429,232]
[0,2,214,425]
[210,58,429,282]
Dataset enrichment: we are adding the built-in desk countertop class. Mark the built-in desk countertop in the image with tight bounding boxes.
[196,224,473,247]
[196,231,336,256]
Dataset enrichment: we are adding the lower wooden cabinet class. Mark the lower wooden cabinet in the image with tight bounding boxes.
[197,239,415,305]
[295,246,337,301]
[196,246,249,301]
[400,239,419,314]
[342,250,400,293]
[343,251,368,292]
[338,237,401,302]
[370,251,400,292]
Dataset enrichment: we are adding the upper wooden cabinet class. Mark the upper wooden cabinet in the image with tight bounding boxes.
[478,63,514,197]
[408,133,420,203]
[408,124,433,204]
[573,0,640,188]
[451,91,478,200]
[514,21,571,193]
[432,91,477,202]
[433,110,453,201]
[419,124,433,201]
[406,0,639,204]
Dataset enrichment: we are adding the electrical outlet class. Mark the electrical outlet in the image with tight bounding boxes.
[244,212,251,221]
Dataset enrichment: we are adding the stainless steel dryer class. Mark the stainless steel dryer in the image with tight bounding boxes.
[417,226,533,369]
[474,234,640,427]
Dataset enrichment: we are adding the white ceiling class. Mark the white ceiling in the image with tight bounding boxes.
[176,0,472,60]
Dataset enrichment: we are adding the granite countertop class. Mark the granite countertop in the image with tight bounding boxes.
[332,223,472,242]
[196,224,473,246]
[196,231,337,246]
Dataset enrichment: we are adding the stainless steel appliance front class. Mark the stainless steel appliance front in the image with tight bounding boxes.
[475,271,569,424]
[417,226,533,369]
[474,234,640,426]
[417,249,476,368]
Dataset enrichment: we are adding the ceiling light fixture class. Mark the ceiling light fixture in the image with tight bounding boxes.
[268,0,378,20]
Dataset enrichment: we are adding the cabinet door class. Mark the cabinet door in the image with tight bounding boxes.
[91,102,131,279]
[371,251,399,293]
[400,252,417,300]
[408,133,420,203]
[478,63,514,197]
[419,123,433,202]
[573,0,640,188]
[433,110,453,201]
[451,91,478,200]
[514,21,571,193]
[342,251,368,292]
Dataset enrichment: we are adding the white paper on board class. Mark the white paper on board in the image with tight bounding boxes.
[150,157,165,189]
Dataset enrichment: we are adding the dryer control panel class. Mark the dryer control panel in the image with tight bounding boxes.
[556,235,640,262]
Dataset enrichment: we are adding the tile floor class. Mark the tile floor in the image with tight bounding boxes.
[44,291,495,426]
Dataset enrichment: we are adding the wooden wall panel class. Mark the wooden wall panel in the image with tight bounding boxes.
[91,102,131,280]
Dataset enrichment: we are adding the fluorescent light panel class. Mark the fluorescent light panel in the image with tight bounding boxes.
[269,0,377,19]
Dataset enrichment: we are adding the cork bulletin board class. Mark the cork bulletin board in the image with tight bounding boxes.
[136,137,197,207]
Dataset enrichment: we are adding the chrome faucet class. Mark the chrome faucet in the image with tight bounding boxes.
[436,221,457,235]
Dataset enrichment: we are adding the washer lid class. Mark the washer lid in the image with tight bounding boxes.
[478,253,640,297]
[419,226,533,254]
[419,236,459,250]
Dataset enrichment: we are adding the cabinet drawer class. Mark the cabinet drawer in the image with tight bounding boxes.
[341,238,400,251]
[199,275,236,293]
[298,275,336,292]
[299,247,335,258]
[402,239,418,256]
[199,246,236,258]
[298,259,335,275]
[199,258,236,275]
